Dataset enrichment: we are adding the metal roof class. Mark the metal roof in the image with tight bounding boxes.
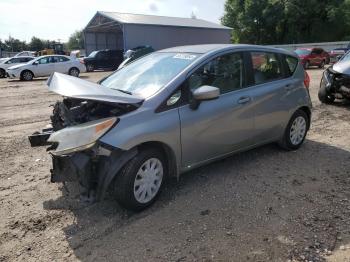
[97,11,231,30]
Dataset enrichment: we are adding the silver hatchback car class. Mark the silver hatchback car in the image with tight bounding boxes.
[30,44,312,211]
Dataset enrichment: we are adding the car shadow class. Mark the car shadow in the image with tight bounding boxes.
[43,140,350,261]
[7,78,46,82]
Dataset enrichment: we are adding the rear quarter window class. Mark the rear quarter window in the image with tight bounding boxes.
[251,52,283,85]
[284,55,298,76]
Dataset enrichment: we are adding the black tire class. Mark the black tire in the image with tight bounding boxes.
[21,70,33,81]
[86,63,94,72]
[304,61,310,69]
[319,60,325,69]
[114,148,166,211]
[318,84,335,104]
[279,110,309,151]
[0,69,5,78]
[69,67,80,77]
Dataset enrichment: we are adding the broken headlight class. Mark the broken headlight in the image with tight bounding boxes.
[48,117,117,156]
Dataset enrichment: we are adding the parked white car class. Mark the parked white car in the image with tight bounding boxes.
[14,51,36,57]
[7,55,86,81]
[0,56,35,78]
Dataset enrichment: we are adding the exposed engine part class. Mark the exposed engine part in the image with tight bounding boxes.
[50,98,137,131]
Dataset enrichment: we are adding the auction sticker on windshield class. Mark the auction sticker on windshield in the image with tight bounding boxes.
[173,54,197,60]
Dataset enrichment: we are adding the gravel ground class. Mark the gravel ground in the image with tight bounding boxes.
[1,68,350,262]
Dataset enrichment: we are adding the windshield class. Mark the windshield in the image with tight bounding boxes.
[339,51,350,62]
[100,52,199,98]
[88,51,98,58]
[295,49,311,56]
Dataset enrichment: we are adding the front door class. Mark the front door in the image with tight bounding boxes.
[33,57,55,76]
[179,52,255,169]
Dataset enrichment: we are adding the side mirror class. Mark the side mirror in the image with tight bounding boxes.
[190,85,220,110]
[33,61,38,65]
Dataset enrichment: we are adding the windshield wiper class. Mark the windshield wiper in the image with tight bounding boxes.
[113,88,133,95]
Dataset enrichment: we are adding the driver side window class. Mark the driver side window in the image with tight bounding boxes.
[38,57,50,64]
[188,52,245,94]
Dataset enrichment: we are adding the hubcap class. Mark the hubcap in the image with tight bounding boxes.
[23,72,32,80]
[290,116,306,145]
[134,158,163,204]
[70,69,79,76]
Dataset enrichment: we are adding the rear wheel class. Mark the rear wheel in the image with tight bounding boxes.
[279,110,309,150]
[318,85,335,103]
[114,148,166,211]
[21,70,33,81]
[69,67,80,77]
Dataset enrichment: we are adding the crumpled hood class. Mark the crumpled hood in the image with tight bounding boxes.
[47,72,144,105]
[333,60,350,75]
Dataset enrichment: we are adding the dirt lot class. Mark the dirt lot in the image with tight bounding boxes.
[1,69,350,262]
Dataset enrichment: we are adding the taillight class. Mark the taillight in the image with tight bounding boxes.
[79,58,85,64]
[304,71,310,89]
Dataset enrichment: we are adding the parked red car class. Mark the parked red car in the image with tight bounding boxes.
[295,48,330,69]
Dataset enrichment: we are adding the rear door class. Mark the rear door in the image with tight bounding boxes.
[179,51,255,168]
[54,56,71,73]
[248,51,297,143]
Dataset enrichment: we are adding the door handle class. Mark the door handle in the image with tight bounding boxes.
[238,96,251,104]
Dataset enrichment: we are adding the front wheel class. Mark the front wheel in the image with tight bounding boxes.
[114,148,166,211]
[319,60,325,69]
[86,64,94,72]
[279,110,309,150]
[21,70,33,81]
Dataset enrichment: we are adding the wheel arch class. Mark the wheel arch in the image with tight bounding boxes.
[21,69,34,78]
[297,106,311,130]
[136,141,178,179]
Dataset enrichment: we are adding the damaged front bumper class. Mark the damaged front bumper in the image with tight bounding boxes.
[50,142,137,201]
[321,68,350,98]
[28,117,136,201]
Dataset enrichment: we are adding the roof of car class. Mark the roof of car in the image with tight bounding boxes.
[36,55,70,58]
[159,44,297,56]
[11,56,34,58]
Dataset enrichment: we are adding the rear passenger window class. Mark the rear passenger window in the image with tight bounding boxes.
[188,52,244,94]
[284,56,298,76]
[58,57,69,62]
[251,52,283,85]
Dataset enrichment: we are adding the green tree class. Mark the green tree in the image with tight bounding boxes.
[67,30,84,50]
[29,37,44,51]
[221,0,350,44]
[3,36,27,52]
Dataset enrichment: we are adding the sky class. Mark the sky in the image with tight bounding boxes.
[0,0,226,42]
